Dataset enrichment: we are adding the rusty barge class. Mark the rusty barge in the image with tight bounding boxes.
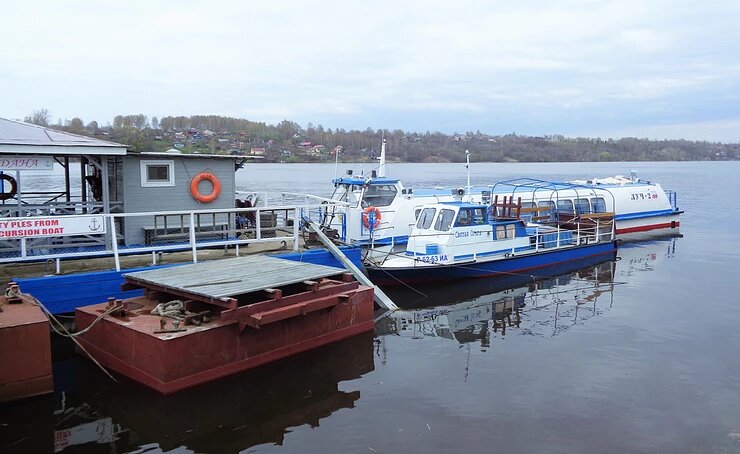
[74,255,375,394]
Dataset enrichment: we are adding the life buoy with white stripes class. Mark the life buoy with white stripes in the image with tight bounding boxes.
[0,174,17,201]
[362,206,382,229]
[190,172,221,203]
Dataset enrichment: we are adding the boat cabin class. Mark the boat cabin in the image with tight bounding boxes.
[406,202,531,264]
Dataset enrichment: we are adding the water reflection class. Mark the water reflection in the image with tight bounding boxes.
[0,332,375,454]
[377,237,678,346]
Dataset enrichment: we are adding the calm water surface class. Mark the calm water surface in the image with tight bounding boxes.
[2,161,739,453]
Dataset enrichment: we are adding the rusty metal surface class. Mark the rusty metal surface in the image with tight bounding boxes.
[0,296,53,402]
[124,255,346,300]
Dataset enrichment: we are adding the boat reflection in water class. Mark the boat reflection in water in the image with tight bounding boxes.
[1,332,375,454]
[377,237,678,346]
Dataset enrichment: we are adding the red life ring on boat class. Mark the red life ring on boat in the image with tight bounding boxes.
[190,172,221,203]
[0,174,18,201]
[362,206,382,229]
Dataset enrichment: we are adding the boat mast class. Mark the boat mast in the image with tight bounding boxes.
[465,150,471,202]
[378,136,386,178]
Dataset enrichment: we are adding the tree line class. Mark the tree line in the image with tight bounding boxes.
[22,109,740,162]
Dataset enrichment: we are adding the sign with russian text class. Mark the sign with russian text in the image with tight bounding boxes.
[0,155,55,171]
[0,215,106,239]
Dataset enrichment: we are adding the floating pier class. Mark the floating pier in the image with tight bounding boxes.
[75,255,375,394]
[0,292,53,402]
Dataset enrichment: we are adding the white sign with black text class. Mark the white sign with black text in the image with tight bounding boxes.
[0,215,106,239]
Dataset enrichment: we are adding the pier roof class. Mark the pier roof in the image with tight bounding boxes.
[0,118,128,155]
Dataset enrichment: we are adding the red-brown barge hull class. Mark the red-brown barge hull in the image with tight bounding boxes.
[75,279,375,394]
[0,296,53,402]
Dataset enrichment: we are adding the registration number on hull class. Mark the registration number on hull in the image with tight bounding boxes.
[414,254,449,264]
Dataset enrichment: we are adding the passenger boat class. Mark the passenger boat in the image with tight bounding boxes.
[363,197,618,286]
[322,142,681,249]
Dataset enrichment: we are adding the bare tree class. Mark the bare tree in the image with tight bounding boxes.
[24,109,51,126]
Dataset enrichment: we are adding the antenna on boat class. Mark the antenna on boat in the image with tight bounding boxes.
[465,150,471,202]
[378,134,386,178]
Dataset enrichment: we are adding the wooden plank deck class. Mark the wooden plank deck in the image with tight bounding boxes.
[123,255,346,300]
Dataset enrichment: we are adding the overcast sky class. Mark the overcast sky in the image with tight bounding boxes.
[2,0,739,141]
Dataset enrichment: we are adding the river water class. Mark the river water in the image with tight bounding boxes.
[2,161,739,453]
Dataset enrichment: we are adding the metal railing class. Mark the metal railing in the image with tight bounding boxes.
[0,197,348,272]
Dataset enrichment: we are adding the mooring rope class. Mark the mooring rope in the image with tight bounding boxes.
[28,295,118,383]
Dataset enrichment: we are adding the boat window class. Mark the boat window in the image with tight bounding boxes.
[434,209,455,231]
[591,197,606,213]
[456,208,473,227]
[362,184,397,207]
[140,160,175,187]
[416,208,436,229]
[575,198,590,214]
[414,209,421,220]
[496,225,507,240]
[521,202,536,222]
[537,200,556,220]
[507,224,516,238]
[557,199,574,214]
[473,207,486,225]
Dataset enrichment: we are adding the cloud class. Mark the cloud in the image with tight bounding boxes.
[1,0,739,141]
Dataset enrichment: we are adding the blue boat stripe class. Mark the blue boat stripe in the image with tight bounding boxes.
[615,209,678,221]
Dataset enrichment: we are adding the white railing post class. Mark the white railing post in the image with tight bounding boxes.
[20,238,27,258]
[256,208,262,240]
[595,221,600,243]
[110,215,121,271]
[189,212,197,263]
[293,207,300,251]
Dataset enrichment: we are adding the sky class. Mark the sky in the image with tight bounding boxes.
[1,0,739,142]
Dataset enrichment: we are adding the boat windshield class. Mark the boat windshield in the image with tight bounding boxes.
[455,207,487,227]
[331,184,363,206]
[416,208,436,229]
[433,209,455,231]
[361,184,397,207]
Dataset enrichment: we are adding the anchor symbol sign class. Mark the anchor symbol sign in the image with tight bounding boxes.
[89,218,101,231]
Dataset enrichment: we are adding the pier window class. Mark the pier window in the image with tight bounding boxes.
[575,198,591,214]
[434,209,455,231]
[417,208,436,229]
[591,197,606,213]
[362,184,397,207]
[140,160,175,187]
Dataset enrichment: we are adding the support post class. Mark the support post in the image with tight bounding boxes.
[189,212,198,263]
[293,207,300,251]
[110,215,121,271]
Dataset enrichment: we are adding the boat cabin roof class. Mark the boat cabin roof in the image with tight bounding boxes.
[333,176,400,186]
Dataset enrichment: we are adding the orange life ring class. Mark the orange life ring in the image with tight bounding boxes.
[0,174,17,201]
[190,172,221,203]
[362,206,382,229]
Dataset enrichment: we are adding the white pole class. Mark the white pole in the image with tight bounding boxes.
[189,212,198,263]
[293,207,300,251]
[465,150,471,202]
[378,138,386,177]
[334,147,340,180]
[110,215,121,271]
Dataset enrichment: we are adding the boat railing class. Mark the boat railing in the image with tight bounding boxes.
[0,198,350,272]
[666,190,679,211]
